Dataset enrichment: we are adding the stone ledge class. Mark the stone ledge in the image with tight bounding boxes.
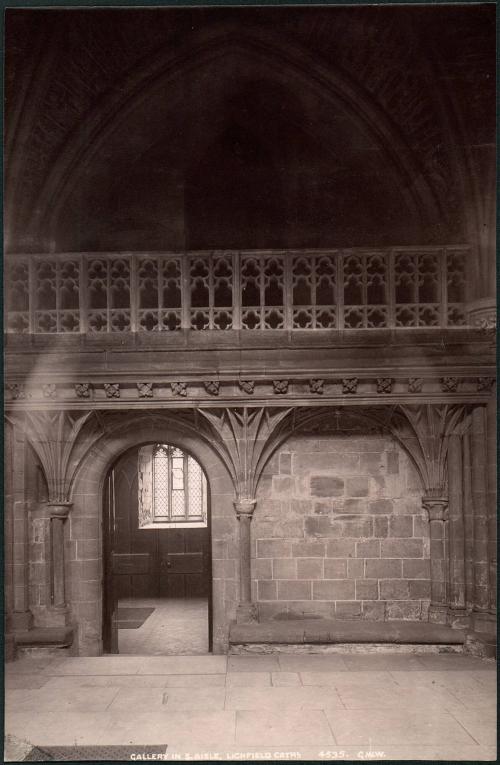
[464,631,497,659]
[14,625,74,647]
[229,618,467,646]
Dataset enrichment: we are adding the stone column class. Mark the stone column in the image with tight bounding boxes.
[235,498,257,624]
[447,434,467,628]
[9,423,33,633]
[486,396,496,616]
[470,407,490,629]
[47,502,72,626]
[422,494,449,624]
[462,433,475,612]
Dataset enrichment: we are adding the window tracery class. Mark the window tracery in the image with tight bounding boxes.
[138,444,207,528]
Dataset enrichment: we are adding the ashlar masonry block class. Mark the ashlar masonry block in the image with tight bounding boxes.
[381,539,424,558]
[365,558,403,578]
[257,539,292,558]
[356,579,379,600]
[273,558,297,579]
[324,558,348,578]
[310,476,344,497]
[278,580,312,600]
[327,539,356,558]
[297,557,324,579]
[313,579,355,600]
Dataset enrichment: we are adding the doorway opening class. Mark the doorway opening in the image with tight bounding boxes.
[103,443,213,654]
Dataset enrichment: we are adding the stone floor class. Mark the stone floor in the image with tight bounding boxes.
[5,651,496,761]
[118,598,208,655]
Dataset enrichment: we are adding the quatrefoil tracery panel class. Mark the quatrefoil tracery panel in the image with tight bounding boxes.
[5,247,470,334]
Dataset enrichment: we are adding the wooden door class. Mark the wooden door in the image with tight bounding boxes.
[158,528,210,598]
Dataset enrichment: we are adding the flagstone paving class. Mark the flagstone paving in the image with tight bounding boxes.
[5,652,496,761]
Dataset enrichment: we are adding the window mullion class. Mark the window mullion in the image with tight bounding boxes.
[184,454,189,521]
[168,449,173,522]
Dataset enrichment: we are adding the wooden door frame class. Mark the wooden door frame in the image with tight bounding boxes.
[102,441,213,654]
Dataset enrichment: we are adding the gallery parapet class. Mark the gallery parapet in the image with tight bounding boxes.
[5,246,468,334]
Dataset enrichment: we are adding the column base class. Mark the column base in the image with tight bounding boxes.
[236,603,258,624]
[447,608,470,630]
[11,610,33,632]
[472,611,496,637]
[46,606,72,628]
[428,604,449,624]
[5,633,16,662]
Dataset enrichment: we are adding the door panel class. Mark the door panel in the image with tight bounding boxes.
[166,552,204,574]
[158,528,210,598]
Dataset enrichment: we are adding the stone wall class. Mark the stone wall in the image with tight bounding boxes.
[252,432,430,621]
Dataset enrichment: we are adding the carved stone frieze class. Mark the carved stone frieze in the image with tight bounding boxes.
[477,377,495,392]
[75,383,92,398]
[104,383,120,398]
[309,379,324,395]
[171,382,187,397]
[342,377,358,395]
[441,377,458,393]
[42,383,57,399]
[377,378,393,394]
[137,382,153,398]
[204,381,220,396]
[273,380,289,394]
[8,383,26,400]
[239,380,255,395]
[408,377,424,393]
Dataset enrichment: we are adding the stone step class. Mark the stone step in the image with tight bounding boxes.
[14,625,75,660]
[229,618,468,648]
[229,642,465,654]
[14,626,74,646]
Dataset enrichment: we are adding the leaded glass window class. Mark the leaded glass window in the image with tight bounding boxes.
[138,444,207,528]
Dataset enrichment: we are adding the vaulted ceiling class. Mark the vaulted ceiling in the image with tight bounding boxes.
[5,5,495,278]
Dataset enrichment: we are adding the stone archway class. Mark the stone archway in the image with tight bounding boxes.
[68,413,236,655]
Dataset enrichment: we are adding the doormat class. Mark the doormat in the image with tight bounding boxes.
[24,745,168,761]
[116,607,155,629]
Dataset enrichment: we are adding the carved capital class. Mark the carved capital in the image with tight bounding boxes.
[422,494,448,522]
[47,502,72,519]
[234,498,257,517]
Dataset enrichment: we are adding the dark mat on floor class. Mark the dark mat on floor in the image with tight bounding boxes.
[116,607,155,629]
[25,745,168,761]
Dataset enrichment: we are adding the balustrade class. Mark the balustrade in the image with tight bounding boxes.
[5,247,468,334]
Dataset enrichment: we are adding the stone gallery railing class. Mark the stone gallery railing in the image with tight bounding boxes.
[5,246,467,334]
